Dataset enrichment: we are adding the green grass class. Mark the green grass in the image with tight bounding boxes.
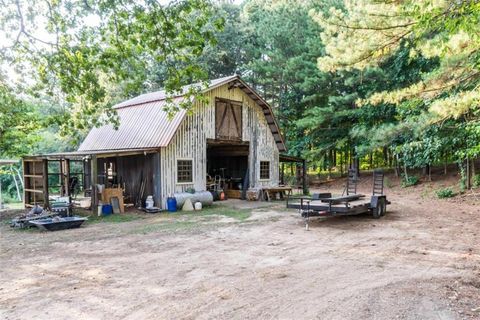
[71,204,254,235]
[130,220,198,234]
[178,205,252,221]
[129,205,253,235]
[83,213,143,224]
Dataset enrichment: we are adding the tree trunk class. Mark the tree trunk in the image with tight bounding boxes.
[394,153,399,177]
[444,153,448,175]
[403,163,409,181]
[355,157,360,177]
[349,148,353,168]
[328,153,332,180]
[13,166,24,189]
[466,157,471,189]
[340,151,344,177]
[472,159,475,178]
[428,164,431,182]
[11,169,21,201]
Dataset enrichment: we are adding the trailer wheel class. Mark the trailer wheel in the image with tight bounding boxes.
[380,199,387,216]
[372,198,385,219]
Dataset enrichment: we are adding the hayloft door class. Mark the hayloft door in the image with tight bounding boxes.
[215,98,242,141]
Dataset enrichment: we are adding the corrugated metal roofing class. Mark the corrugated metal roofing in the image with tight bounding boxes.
[78,97,185,151]
[78,75,287,152]
[115,75,237,109]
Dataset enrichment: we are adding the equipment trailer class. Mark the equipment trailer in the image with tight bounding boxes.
[287,169,389,229]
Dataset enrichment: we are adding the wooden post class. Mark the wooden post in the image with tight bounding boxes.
[42,159,49,209]
[90,155,98,212]
[302,159,307,195]
[281,162,285,185]
[153,151,162,208]
[58,160,64,197]
[65,159,71,198]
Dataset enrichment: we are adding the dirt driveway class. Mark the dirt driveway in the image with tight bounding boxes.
[1,182,479,319]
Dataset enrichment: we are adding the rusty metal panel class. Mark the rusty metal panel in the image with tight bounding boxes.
[78,98,186,151]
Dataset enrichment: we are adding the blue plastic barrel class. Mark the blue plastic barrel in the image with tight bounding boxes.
[102,204,113,215]
[167,197,177,212]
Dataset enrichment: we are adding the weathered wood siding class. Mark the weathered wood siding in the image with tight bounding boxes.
[159,84,279,208]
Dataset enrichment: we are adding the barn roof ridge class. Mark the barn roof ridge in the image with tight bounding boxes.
[114,75,238,109]
[78,75,286,152]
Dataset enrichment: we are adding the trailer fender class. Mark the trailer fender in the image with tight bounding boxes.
[370,195,386,209]
[370,195,387,218]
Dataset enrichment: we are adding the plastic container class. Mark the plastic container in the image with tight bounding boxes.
[167,197,177,212]
[97,203,103,216]
[194,201,202,211]
[102,204,113,215]
[145,195,154,209]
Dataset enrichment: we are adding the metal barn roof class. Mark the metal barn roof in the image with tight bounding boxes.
[78,75,286,152]
[78,97,185,151]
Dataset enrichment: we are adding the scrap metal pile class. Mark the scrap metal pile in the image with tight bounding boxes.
[10,203,87,231]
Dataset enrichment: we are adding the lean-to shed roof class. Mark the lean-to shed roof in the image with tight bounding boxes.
[78,75,286,152]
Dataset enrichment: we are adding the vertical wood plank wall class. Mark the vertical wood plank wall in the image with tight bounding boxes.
[159,84,280,208]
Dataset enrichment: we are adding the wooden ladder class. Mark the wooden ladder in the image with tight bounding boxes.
[373,169,384,195]
[345,169,358,195]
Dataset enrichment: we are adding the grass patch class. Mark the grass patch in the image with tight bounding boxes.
[84,213,143,224]
[130,205,253,235]
[178,205,252,221]
[130,220,198,234]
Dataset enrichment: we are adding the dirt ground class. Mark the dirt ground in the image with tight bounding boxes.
[1,172,479,320]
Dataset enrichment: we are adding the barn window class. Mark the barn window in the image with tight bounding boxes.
[177,159,193,183]
[260,161,270,180]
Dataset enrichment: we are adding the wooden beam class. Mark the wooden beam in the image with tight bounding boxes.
[43,159,49,209]
[65,159,71,199]
[153,151,161,208]
[207,138,249,146]
[90,156,98,213]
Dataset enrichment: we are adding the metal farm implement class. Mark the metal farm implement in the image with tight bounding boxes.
[287,169,390,229]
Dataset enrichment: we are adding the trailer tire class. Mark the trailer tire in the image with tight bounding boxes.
[372,198,385,219]
[380,199,387,216]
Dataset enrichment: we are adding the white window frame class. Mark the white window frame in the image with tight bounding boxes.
[176,158,194,184]
[259,160,271,181]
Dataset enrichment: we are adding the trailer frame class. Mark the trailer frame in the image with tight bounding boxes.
[286,169,389,229]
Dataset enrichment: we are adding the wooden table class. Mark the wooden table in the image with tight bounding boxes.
[261,186,293,201]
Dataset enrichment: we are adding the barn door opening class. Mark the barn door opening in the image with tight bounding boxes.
[215,98,242,141]
[206,140,249,199]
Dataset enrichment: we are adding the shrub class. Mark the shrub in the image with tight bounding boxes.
[436,187,455,199]
[473,174,480,188]
[401,175,419,187]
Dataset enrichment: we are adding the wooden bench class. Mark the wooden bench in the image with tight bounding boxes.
[261,186,293,201]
